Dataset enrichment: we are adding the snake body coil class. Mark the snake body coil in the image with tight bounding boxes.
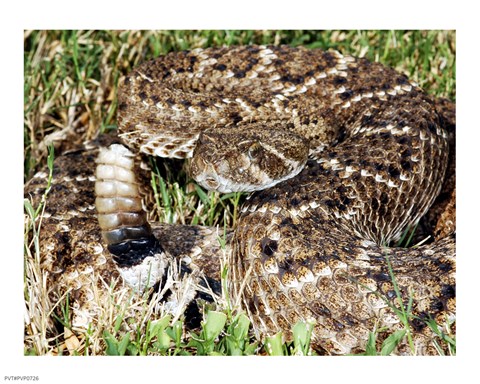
[116,45,455,354]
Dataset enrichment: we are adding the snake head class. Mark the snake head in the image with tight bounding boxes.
[190,127,309,193]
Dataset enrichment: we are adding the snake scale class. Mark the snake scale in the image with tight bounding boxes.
[25,45,456,355]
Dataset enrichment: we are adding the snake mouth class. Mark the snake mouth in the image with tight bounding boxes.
[202,176,220,191]
[192,151,308,193]
[193,166,233,193]
[195,171,235,193]
[190,159,223,191]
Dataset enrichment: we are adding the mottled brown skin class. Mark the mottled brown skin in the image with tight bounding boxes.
[117,46,349,158]
[232,182,455,354]
[427,99,456,239]
[25,45,456,354]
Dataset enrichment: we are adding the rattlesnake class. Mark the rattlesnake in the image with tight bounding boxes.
[25,45,456,355]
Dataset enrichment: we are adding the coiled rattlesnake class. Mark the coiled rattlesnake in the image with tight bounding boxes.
[25,45,456,355]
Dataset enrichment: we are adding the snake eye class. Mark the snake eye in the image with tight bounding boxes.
[247,142,262,160]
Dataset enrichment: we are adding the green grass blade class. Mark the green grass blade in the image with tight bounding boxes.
[364,332,378,356]
[380,329,407,356]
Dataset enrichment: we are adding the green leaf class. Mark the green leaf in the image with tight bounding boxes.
[425,318,456,350]
[113,314,124,333]
[103,331,119,356]
[291,320,314,355]
[223,313,251,355]
[292,322,308,349]
[151,315,172,333]
[194,184,210,205]
[244,342,259,355]
[231,313,250,341]
[117,332,131,356]
[203,311,227,342]
[364,331,378,356]
[186,331,206,355]
[127,343,139,356]
[172,320,184,347]
[380,329,406,356]
[265,332,285,356]
[47,144,55,174]
[24,199,35,220]
[103,331,131,356]
[157,330,172,350]
[149,316,172,349]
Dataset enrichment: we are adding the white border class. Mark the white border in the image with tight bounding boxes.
[2,1,477,382]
